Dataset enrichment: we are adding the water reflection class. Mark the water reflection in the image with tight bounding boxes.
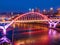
[49,28,60,45]
[49,29,57,37]
[0,23,60,45]
[14,28,60,45]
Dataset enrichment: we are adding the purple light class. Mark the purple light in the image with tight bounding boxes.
[0,20,14,35]
[53,21,59,28]
[0,36,12,44]
[53,30,57,35]
[0,20,14,44]
[3,29,6,35]
[48,20,59,28]
[0,26,6,35]
[49,29,52,35]
[49,29,57,36]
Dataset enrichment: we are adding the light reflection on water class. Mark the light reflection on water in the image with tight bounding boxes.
[14,28,60,45]
[48,29,60,45]
[0,26,60,45]
[48,29,57,37]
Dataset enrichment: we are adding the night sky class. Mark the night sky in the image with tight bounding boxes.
[0,0,60,12]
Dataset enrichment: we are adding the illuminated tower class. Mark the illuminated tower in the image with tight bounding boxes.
[49,7,54,17]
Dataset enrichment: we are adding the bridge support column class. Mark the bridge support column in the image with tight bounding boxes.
[48,20,59,36]
[48,20,59,28]
[0,21,14,45]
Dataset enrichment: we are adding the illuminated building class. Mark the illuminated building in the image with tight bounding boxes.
[56,8,60,16]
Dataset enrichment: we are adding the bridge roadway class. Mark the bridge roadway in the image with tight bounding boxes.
[0,19,60,23]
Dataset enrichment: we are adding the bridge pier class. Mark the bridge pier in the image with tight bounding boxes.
[48,20,59,36]
[48,20,59,28]
[0,21,14,45]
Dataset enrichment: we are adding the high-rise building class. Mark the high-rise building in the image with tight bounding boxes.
[42,9,47,15]
[34,8,40,12]
[48,7,54,17]
[56,8,60,16]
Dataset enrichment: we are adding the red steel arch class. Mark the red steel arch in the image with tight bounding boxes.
[14,12,49,21]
